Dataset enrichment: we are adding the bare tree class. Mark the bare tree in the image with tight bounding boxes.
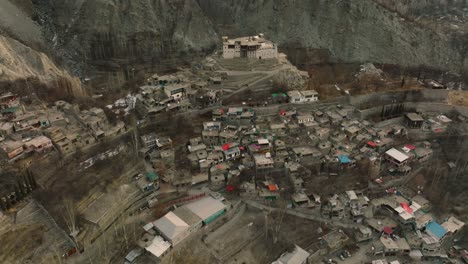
[63,198,77,238]
[272,200,287,244]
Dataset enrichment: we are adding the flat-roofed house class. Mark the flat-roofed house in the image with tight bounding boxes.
[254,154,274,169]
[145,236,171,260]
[385,148,409,167]
[272,245,310,264]
[404,113,424,129]
[301,90,319,102]
[441,216,464,236]
[288,90,319,103]
[24,136,53,153]
[164,83,190,100]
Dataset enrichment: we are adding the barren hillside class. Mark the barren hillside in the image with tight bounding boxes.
[0,0,467,91]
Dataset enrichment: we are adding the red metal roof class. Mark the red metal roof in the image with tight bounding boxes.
[401,202,413,214]
[268,184,278,191]
[226,185,234,192]
[405,144,416,150]
[383,226,393,235]
[222,143,230,150]
[367,141,377,147]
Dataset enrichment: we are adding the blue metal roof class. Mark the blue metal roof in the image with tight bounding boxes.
[425,221,447,239]
[338,155,351,164]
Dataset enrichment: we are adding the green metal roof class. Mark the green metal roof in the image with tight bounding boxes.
[1,107,19,113]
[146,172,159,181]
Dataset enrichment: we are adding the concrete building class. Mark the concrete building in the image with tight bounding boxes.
[141,133,158,149]
[24,136,53,153]
[254,154,274,169]
[164,83,190,100]
[172,206,203,233]
[384,148,409,167]
[414,147,433,162]
[322,195,345,219]
[272,245,310,264]
[288,90,319,103]
[145,236,171,260]
[404,113,424,129]
[153,211,190,246]
[355,227,373,242]
[322,230,349,251]
[374,235,410,256]
[441,216,464,236]
[425,221,447,242]
[202,130,219,146]
[185,196,226,225]
[222,34,277,59]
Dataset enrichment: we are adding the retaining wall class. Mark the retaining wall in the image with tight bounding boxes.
[349,89,449,109]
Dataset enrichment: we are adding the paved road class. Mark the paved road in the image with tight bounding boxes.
[243,199,365,229]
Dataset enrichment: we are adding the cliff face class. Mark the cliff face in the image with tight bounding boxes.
[374,0,468,17]
[1,0,467,91]
[39,0,218,80]
[0,35,85,97]
[43,0,466,81]
[197,0,467,74]
[0,0,84,97]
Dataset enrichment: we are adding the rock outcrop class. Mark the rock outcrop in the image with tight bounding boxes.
[197,0,467,74]
[0,35,85,97]
[1,0,467,90]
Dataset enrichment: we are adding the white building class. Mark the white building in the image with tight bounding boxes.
[287,90,319,103]
[384,148,409,167]
[441,216,465,235]
[164,83,190,100]
[145,236,171,259]
[153,211,190,246]
[272,245,310,264]
[222,33,278,59]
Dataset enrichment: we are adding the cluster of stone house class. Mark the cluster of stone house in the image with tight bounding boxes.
[0,93,126,161]
[403,112,453,133]
[365,192,465,261]
[295,186,466,263]
[135,70,224,117]
[144,102,445,204]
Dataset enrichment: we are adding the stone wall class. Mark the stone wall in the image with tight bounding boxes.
[349,89,449,109]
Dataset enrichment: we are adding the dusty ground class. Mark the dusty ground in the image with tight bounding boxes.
[205,206,265,261]
[0,224,46,263]
[448,90,468,106]
[165,204,328,264]
[0,200,75,264]
[227,212,326,264]
[306,63,425,101]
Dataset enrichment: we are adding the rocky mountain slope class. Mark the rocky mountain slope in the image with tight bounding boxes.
[0,0,84,97]
[197,0,467,73]
[0,0,467,91]
[35,0,219,87]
